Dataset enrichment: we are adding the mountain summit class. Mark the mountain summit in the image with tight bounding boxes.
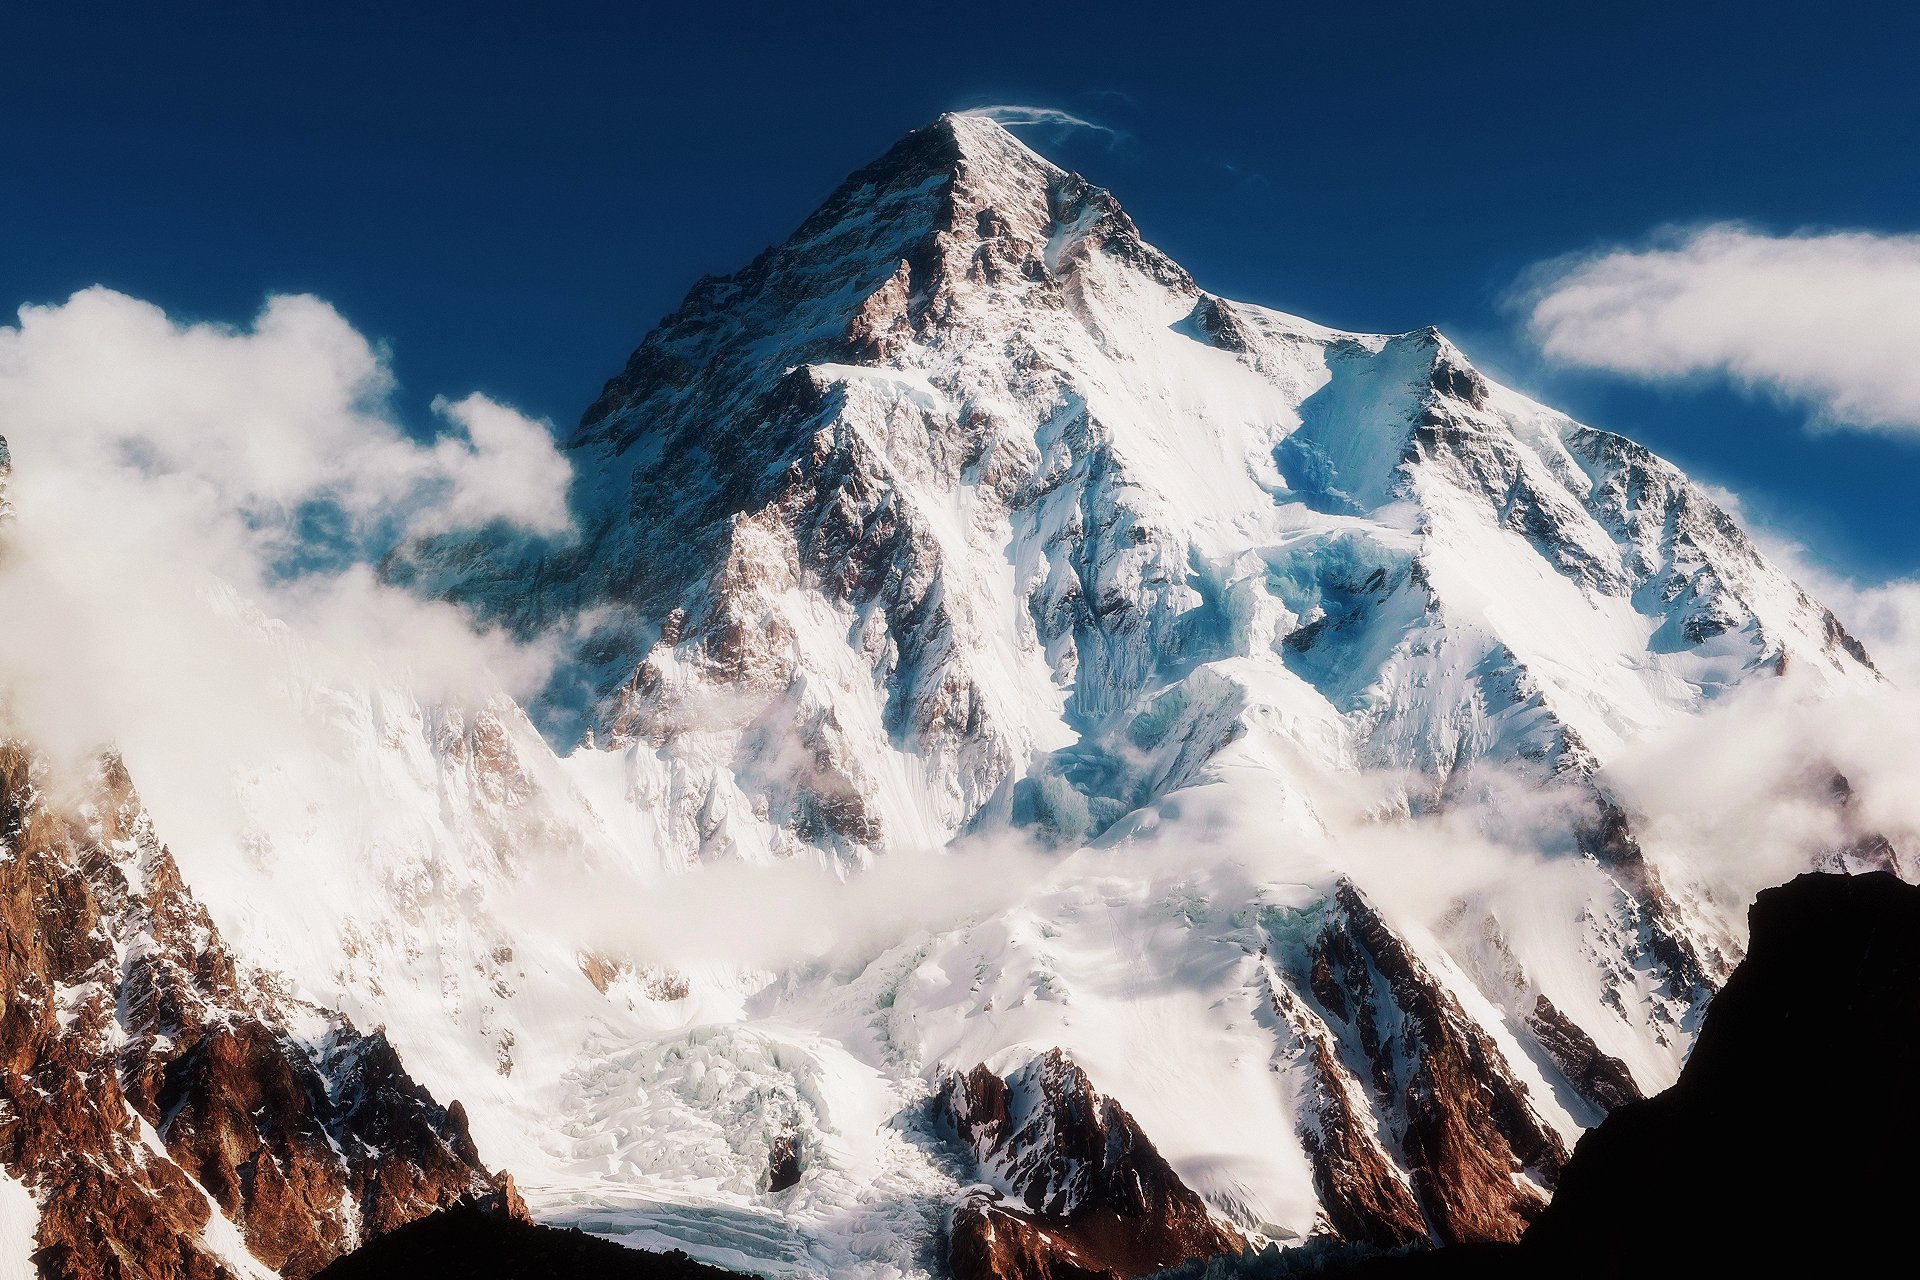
[410,110,1873,872]
[26,116,1892,1279]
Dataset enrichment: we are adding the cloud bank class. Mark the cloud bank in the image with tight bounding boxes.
[1521,224,1920,434]
[0,287,572,777]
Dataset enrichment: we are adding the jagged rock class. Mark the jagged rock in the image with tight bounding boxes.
[1203,873,1920,1278]
[766,1125,804,1193]
[1262,967,1428,1248]
[1295,884,1566,1245]
[1521,996,1641,1116]
[936,1050,1243,1279]
[0,743,501,1278]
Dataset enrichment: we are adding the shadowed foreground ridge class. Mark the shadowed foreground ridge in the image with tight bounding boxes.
[313,1200,753,1280]
[1521,869,1920,1275]
[1158,870,1920,1279]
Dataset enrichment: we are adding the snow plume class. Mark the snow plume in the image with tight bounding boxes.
[958,103,1121,140]
[1520,223,1920,434]
[0,286,571,774]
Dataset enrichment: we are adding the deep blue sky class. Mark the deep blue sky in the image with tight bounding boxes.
[5,1,1916,578]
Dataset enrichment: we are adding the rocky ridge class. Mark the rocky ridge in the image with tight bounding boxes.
[0,740,505,1277]
[936,1050,1243,1280]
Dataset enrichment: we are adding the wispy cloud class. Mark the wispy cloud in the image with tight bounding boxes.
[959,103,1122,142]
[1517,223,1920,436]
[1221,160,1269,190]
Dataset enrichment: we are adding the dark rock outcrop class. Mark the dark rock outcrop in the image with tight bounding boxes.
[936,1049,1242,1280]
[1519,870,1920,1275]
[313,1198,749,1280]
[1521,995,1641,1116]
[0,743,502,1278]
[1300,883,1566,1245]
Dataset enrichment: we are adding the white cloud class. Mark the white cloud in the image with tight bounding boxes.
[0,287,571,776]
[1521,223,1920,434]
[419,393,573,538]
[1820,578,1920,686]
[0,288,572,550]
[959,103,1120,140]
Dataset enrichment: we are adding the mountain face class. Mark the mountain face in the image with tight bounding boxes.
[2,115,1898,1277]
[411,113,1871,874]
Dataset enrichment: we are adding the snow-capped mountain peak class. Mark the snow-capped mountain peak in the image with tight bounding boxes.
[404,111,1870,876]
[62,115,1891,1278]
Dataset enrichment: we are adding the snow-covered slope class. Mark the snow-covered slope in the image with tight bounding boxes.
[82,114,1890,1277]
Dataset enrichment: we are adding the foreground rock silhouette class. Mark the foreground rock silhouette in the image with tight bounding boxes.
[313,1199,751,1280]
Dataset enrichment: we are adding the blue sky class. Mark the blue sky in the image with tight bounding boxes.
[4,0,1916,579]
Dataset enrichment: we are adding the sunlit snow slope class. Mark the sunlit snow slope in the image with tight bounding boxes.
[151,114,1889,1277]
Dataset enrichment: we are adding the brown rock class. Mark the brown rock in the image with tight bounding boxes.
[1262,966,1427,1248]
[1303,882,1568,1245]
[0,742,501,1279]
[1523,995,1641,1116]
[936,1049,1242,1280]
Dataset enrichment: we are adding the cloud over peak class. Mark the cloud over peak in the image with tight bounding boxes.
[1520,223,1920,436]
[957,103,1120,140]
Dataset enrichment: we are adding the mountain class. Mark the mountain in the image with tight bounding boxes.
[379,113,1887,1275]
[407,112,1873,868]
[1,114,1900,1277]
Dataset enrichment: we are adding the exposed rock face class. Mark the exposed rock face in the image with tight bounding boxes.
[1813,770,1911,876]
[1520,997,1640,1117]
[0,743,500,1278]
[936,1050,1242,1280]
[1285,884,1566,1245]
[1260,967,1427,1248]
[1571,797,1720,1000]
[1176,872,1920,1278]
